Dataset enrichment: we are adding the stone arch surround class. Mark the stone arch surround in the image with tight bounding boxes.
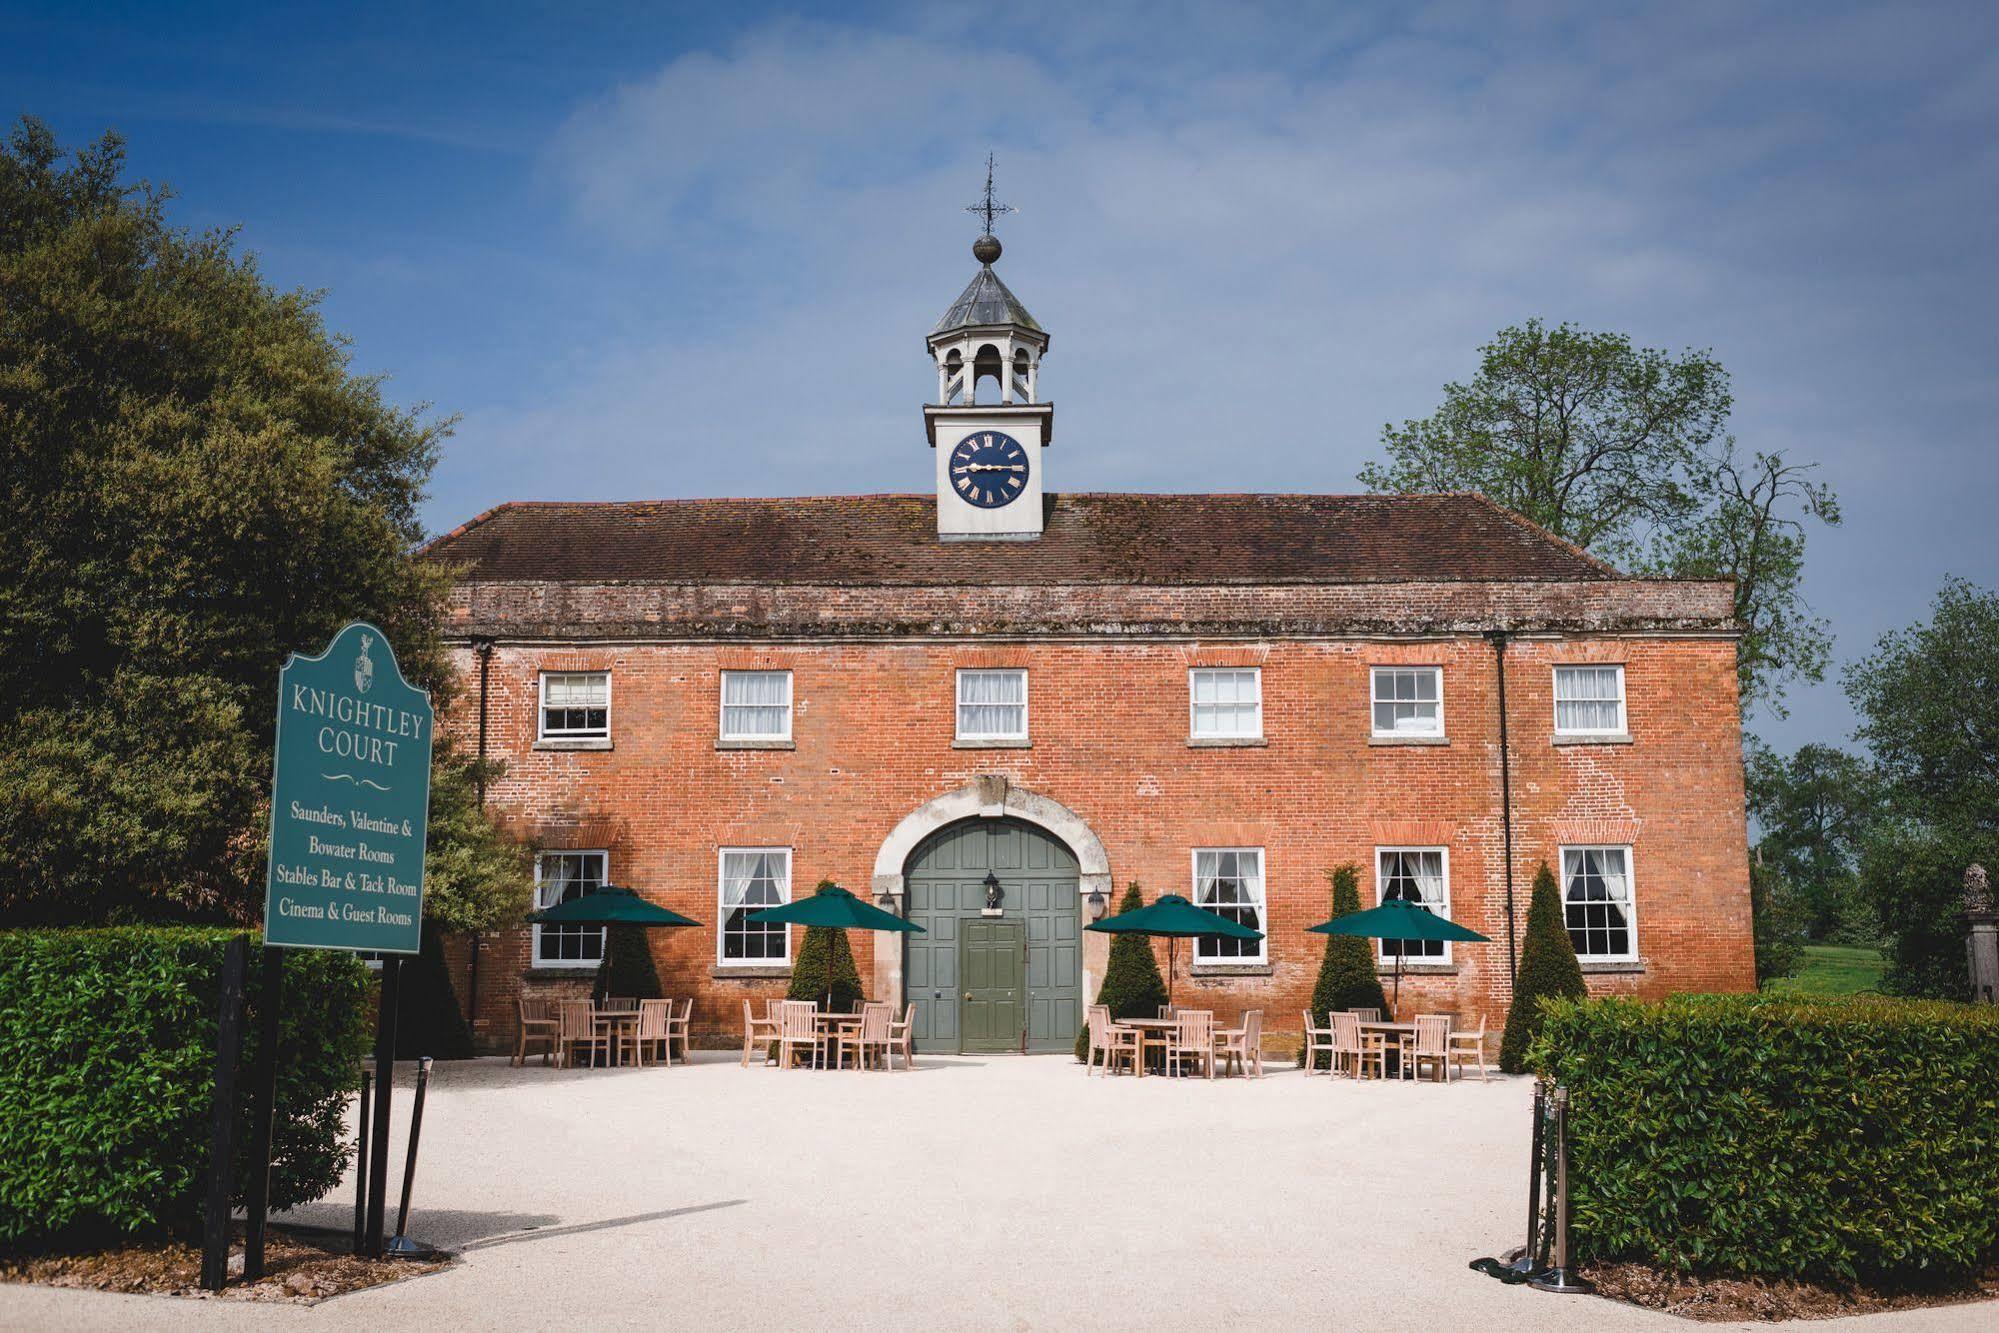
[870,776,1114,1013]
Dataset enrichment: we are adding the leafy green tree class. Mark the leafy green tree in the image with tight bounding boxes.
[1360,320,1837,717]
[593,926,664,1004]
[786,882,863,1013]
[1303,864,1388,1067]
[1749,858,1806,988]
[1499,863,1587,1073]
[0,117,528,930]
[1845,579,1999,998]
[1745,742,1879,941]
[1073,883,1169,1061]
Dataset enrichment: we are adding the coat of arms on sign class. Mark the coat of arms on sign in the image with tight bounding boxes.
[355,633,375,694]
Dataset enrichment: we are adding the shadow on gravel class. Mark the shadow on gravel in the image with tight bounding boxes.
[458,1201,748,1252]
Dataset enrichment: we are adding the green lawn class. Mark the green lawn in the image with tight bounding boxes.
[1770,944,1888,996]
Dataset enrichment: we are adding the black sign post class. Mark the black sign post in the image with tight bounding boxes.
[364,955,402,1257]
[242,946,286,1279]
[200,937,250,1293]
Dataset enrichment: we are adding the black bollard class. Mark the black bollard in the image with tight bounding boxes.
[352,1066,372,1255]
[385,1056,439,1258]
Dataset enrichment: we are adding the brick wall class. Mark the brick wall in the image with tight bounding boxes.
[437,606,1753,1056]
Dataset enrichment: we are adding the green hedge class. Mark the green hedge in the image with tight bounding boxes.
[0,927,370,1249]
[1532,993,1999,1283]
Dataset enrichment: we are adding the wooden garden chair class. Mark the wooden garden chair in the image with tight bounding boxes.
[777,1000,820,1070]
[556,1000,607,1069]
[1166,1009,1215,1079]
[1300,1009,1335,1076]
[633,999,672,1067]
[1214,1009,1263,1078]
[837,1002,894,1070]
[598,995,639,1012]
[1408,1014,1452,1083]
[515,997,559,1067]
[1085,1004,1140,1077]
[742,999,780,1067]
[1447,1014,1489,1083]
[666,997,693,1065]
[1351,1007,1382,1025]
[887,1003,917,1071]
[1332,1011,1384,1080]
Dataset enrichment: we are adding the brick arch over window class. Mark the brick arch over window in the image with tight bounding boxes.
[869,776,1114,1003]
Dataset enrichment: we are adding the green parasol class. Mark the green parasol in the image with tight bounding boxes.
[527,886,701,928]
[1306,896,1490,1016]
[743,884,924,934]
[745,883,923,1012]
[1086,893,1263,1004]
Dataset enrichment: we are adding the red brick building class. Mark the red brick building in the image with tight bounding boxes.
[425,234,1753,1055]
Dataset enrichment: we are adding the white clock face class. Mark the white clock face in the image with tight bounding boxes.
[949,432,1030,509]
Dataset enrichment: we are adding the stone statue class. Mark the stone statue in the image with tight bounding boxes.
[1966,863,1994,915]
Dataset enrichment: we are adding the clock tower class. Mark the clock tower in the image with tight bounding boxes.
[924,160,1052,541]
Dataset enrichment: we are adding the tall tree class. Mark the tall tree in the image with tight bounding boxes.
[1745,742,1880,941]
[1359,319,1837,717]
[1844,578,1999,997]
[1304,864,1388,1067]
[0,117,528,928]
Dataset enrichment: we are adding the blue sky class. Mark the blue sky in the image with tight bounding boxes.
[7,1,1996,753]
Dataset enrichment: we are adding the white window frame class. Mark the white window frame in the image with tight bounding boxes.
[955,668,1029,742]
[1370,665,1445,738]
[718,669,794,742]
[716,846,793,968]
[1374,846,1453,966]
[532,849,609,969]
[1191,847,1267,965]
[538,670,612,742]
[1188,667,1263,741]
[1559,844,1639,963]
[1552,664,1627,736]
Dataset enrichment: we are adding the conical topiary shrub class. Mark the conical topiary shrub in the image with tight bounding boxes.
[1302,864,1389,1067]
[394,917,474,1059]
[1499,861,1588,1073]
[1073,883,1171,1061]
[593,924,664,1004]
[787,880,865,1013]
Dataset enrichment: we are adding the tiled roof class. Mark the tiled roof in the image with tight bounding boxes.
[932,265,1042,335]
[422,492,1618,587]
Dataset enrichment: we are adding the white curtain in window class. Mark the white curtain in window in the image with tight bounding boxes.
[1563,847,1634,959]
[1373,668,1441,734]
[1191,669,1260,736]
[1194,849,1264,960]
[720,850,790,961]
[1379,849,1449,960]
[1555,666,1624,732]
[958,670,1026,737]
[722,671,791,738]
[546,674,607,709]
[535,851,606,963]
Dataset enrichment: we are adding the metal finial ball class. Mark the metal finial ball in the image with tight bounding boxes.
[972,234,1002,264]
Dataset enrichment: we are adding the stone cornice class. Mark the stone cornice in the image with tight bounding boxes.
[444,578,1736,642]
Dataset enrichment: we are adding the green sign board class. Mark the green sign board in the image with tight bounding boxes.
[263,622,433,953]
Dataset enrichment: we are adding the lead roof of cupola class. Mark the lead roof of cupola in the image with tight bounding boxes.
[932,264,1043,337]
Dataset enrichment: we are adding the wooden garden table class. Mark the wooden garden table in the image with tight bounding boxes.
[1358,1020,1416,1078]
[1117,1017,1181,1078]
[592,1010,642,1067]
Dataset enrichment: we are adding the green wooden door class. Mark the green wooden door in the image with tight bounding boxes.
[959,920,1026,1053]
[904,818,1081,1053]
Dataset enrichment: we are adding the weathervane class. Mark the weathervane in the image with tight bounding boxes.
[965,152,1015,238]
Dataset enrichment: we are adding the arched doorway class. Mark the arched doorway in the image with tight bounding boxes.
[903,818,1080,1053]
